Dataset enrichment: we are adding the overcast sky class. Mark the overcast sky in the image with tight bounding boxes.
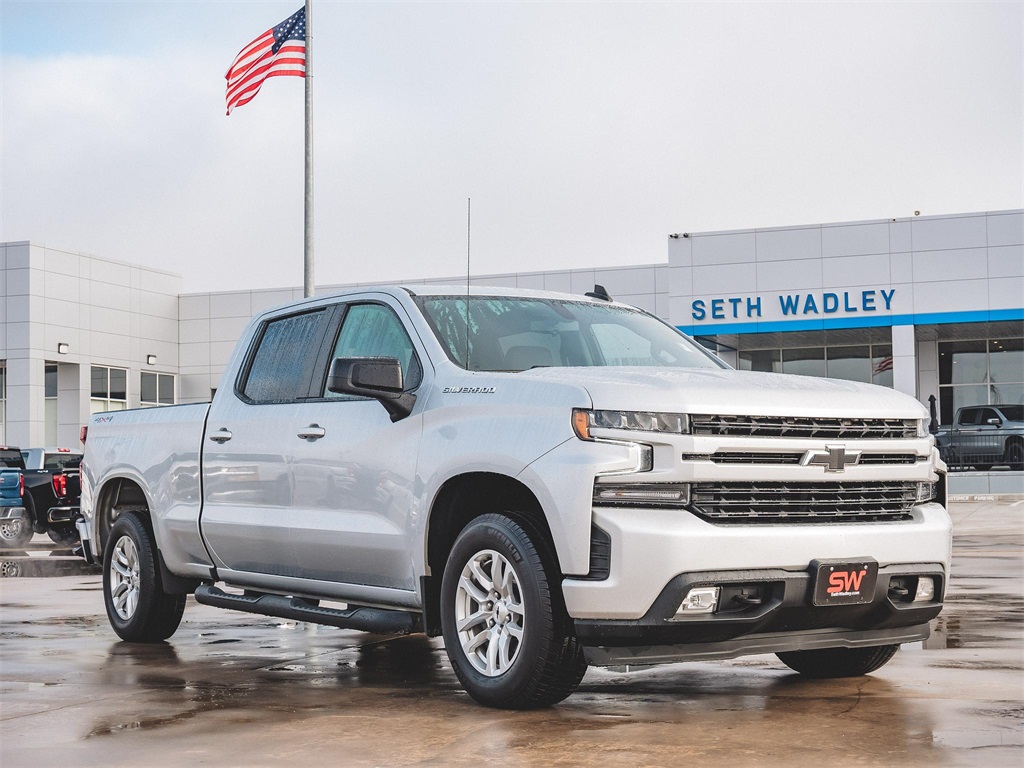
[2,1,1021,293]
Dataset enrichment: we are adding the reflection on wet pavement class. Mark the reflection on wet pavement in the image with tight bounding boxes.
[0,550,101,579]
[0,502,1022,768]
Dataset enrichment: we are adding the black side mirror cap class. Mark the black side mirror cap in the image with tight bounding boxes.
[327,357,416,421]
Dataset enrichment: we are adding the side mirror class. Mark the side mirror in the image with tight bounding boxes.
[326,357,415,422]
[986,417,1002,427]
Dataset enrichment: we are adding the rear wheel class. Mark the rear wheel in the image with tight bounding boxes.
[0,518,33,548]
[776,644,899,678]
[440,513,587,709]
[47,525,79,548]
[102,512,186,642]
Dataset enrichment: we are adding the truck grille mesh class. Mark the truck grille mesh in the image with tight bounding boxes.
[701,452,922,466]
[690,415,918,440]
[690,481,919,523]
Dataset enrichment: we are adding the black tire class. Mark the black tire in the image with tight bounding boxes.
[102,513,186,642]
[0,517,33,549]
[776,644,899,678]
[1003,441,1024,471]
[47,525,80,548]
[440,513,587,709]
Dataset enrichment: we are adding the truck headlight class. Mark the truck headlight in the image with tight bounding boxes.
[917,418,930,438]
[572,409,689,440]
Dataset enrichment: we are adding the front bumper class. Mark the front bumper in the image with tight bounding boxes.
[0,506,26,521]
[562,502,952,619]
[575,562,943,665]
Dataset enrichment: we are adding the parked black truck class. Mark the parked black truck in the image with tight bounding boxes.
[0,447,82,548]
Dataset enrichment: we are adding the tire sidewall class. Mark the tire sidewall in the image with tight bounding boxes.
[440,515,554,706]
[102,514,160,640]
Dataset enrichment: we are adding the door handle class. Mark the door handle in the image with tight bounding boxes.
[209,428,233,444]
[297,424,326,440]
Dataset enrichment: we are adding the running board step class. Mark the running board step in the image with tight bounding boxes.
[194,585,420,635]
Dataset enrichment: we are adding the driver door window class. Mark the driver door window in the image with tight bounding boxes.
[324,303,422,397]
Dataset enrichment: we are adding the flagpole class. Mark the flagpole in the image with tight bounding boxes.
[303,0,314,298]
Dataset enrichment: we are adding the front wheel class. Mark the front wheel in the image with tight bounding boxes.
[440,513,587,709]
[776,644,899,678]
[1003,441,1024,471]
[102,513,186,642]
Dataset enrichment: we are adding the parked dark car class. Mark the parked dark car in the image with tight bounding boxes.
[937,405,1024,471]
[0,447,82,548]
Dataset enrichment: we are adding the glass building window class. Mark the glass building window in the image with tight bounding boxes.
[782,348,826,378]
[91,366,129,414]
[141,372,175,406]
[738,349,781,373]
[45,364,58,445]
[939,337,1024,424]
[739,343,894,386]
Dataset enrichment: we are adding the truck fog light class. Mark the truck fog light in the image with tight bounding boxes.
[671,586,720,618]
[914,576,935,602]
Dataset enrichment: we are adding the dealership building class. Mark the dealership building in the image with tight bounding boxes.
[1,208,1021,489]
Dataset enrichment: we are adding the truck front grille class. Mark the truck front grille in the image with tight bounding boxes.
[701,451,922,466]
[690,481,919,524]
[690,415,918,440]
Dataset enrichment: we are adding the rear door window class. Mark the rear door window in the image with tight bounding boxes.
[242,310,331,403]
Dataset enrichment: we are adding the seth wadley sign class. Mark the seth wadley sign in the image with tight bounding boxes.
[691,289,897,321]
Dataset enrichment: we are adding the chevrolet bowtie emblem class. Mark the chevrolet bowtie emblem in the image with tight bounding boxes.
[801,445,862,473]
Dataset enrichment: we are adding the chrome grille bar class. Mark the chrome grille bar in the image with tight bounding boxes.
[694,452,921,466]
[690,415,917,440]
[690,481,919,523]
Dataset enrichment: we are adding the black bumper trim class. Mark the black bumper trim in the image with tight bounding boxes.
[583,623,931,667]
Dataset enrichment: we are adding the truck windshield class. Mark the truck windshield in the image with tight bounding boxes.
[415,296,725,372]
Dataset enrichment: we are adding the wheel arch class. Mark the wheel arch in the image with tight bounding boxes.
[93,476,198,595]
[421,471,558,636]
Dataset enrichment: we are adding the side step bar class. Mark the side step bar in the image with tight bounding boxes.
[194,585,421,635]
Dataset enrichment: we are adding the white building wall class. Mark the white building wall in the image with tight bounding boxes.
[0,242,181,447]
[670,211,1023,333]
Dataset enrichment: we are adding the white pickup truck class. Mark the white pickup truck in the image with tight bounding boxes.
[78,285,951,708]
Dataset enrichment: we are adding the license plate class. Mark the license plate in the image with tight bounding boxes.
[812,559,878,606]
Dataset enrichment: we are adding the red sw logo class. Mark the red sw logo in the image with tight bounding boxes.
[827,569,867,594]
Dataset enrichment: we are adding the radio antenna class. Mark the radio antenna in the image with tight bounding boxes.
[465,197,471,370]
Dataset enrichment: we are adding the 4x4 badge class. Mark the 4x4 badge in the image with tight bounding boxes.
[801,445,862,472]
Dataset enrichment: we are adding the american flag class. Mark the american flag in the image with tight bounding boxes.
[225,8,306,115]
[873,356,894,375]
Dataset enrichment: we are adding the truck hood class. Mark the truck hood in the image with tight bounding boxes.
[514,367,927,419]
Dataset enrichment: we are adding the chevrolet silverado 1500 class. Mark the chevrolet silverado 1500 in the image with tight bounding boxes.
[79,286,951,708]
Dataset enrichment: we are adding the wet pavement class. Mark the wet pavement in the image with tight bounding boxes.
[1,501,1021,767]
